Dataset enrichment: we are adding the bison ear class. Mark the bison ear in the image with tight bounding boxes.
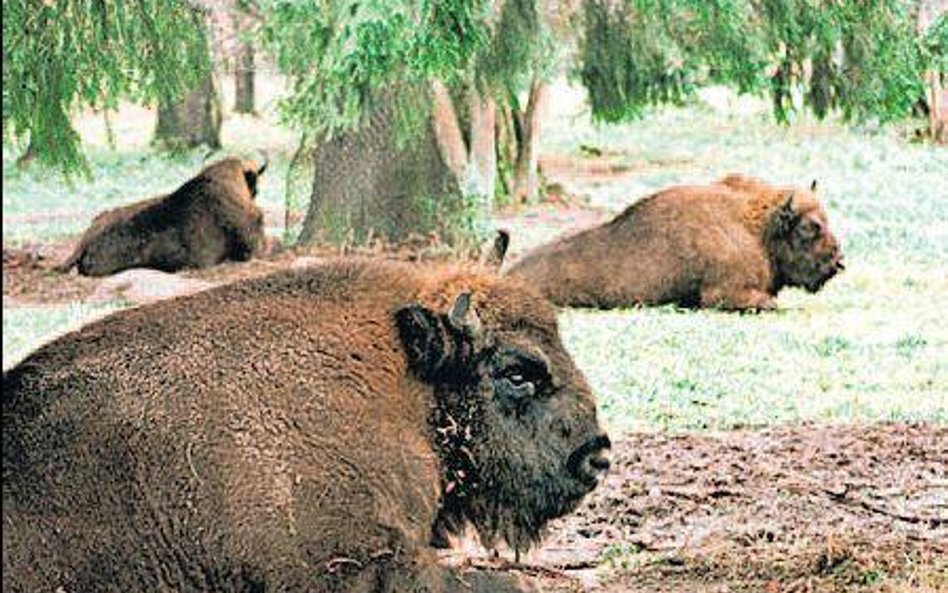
[479,230,510,271]
[771,193,802,237]
[396,304,451,380]
[243,154,269,199]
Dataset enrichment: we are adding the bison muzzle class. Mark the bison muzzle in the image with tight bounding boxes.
[3,250,609,592]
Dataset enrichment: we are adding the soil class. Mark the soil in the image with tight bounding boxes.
[446,423,947,592]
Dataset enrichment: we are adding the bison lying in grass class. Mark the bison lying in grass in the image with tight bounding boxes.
[57,156,268,277]
[3,254,610,592]
[506,174,844,311]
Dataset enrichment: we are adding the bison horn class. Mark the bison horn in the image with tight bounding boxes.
[479,229,510,271]
[448,292,483,338]
[256,150,270,177]
[810,179,818,193]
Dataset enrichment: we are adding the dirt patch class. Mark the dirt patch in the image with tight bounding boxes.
[1,234,492,305]
[441,423,947,592]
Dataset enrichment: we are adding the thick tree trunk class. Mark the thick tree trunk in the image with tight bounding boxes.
[512,79,546,203]
[154,73,222,150]
[468,93,497,206]
[234,40,255,114]
[930,76,947,144]
[298,87,465,246]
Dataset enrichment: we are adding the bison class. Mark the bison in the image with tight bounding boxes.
[57,156,268,277]
[506,174,844,311]
[3,250,610,592]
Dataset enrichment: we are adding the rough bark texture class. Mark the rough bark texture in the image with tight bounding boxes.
[468,94,497,205]
[154,73,223,150]
[512,80,546,203]
[298,88,464,246]
[234,40,255,114]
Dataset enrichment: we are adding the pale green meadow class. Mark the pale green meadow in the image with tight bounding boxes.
[4,81,947,434]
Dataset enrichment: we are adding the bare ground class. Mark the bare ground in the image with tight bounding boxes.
[449,423,948,592]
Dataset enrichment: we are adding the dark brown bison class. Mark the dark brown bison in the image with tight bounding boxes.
[506,174,844,311]
[3,254,610,592]
[57,157,268,277]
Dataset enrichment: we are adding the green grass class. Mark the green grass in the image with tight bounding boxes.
[3,85,947,431]
[3,304,122,368]
[540,92,948,432]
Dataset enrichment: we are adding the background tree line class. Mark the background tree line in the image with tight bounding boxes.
[3,0,946,248]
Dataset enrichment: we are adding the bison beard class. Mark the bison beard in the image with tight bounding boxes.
[506,174,844,311]
[57,157,268,277]
[3,255,609,593]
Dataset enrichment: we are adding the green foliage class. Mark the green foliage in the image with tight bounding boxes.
[259,0,493,137]
[581,0,768,122]
[2,0,210,175]
[923,12,948,75]
[580,0,929,125]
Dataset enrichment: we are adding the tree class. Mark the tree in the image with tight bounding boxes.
[4,0,941,240]
[2,0,210,174]
[261,0,940,248]
[154,4,223,150]
[154,72,223,150]
[233,1,258,115]
[261,0,561,246]
[234,39,257,115]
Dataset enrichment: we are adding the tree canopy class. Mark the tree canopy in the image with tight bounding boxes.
[3,0,944,176]
[2,0,210,174]
[580,0,937,125]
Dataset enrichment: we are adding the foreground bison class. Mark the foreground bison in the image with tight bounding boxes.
[3,255,610,592]
[57,157,268,277]
[506,174,844,311]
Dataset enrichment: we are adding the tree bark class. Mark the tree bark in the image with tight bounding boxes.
[155,73,222,150]
[298,86,465,246]
[468,93,497,206]
[512,79,546,203]
[234,39,255,114]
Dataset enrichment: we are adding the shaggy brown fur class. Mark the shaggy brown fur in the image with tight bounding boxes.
[3,255,609,592]
[506,174,844,311]
[57,157,268,277]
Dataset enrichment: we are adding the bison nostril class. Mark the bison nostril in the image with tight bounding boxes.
[588,454,610,472]
[566,433,612,484]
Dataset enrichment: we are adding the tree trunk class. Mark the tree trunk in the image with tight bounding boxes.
[297,86,467,246]
[154,73,222,150]
[468,93,497,207]
[234,39,255,114]
[512,79,546,203]
[15,142,37,169]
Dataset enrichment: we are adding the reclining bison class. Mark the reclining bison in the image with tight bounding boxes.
[57,156,268,277]
[506,174,844,311]
[3,252,610,592]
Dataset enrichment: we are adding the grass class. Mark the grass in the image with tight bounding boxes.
[2,304,122,367]
[3,82,947,431]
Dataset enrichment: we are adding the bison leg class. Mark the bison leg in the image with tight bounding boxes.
[700,286,777,312]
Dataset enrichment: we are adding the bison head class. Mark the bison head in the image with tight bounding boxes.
[396,283,609,554]
[765,186,844,293]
